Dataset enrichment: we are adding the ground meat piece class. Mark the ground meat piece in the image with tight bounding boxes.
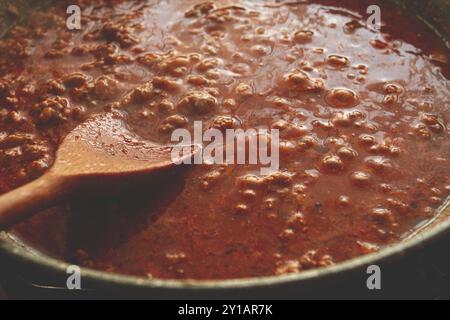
[0,132,52,178]
[152,77,181,92]
[185,2,215,18]
[325,88,360,108]
[209,115,239,131]
[235,83,254,98]
[45,80,66,95]
[32,96,70,124]
[0,39,32,59]
[163,115,188,128]
[283,70,324,93]
[62,73,90,88]
[177,91,218,114]
[0,80,12,99]
[100,23,140,48]
[93,76,120,100]
[293,30,314,43]
[264,171,294,187]
[320,155,344,174]
[121,82,154,106]
[4,111,26,125]
[137,53,162,67]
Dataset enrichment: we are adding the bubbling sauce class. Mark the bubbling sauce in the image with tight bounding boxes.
[0,0,449,279]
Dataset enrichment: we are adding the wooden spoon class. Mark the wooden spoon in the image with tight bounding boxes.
[0,112,198,229]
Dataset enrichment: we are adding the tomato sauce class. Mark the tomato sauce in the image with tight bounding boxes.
[1,0,449,280]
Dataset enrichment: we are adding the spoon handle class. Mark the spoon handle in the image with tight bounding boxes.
[0,174,67,229]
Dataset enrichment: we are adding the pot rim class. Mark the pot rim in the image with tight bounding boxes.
[1,201,449,291]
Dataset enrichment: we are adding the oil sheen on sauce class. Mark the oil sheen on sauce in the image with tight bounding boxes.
[0,0,449,280]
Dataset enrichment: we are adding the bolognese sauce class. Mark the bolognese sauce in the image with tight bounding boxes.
[1,0,449,279]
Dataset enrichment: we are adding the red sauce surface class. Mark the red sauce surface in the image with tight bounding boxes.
[1,0,449,279]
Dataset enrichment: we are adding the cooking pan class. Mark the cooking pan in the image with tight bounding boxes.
[0,0,449,299]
